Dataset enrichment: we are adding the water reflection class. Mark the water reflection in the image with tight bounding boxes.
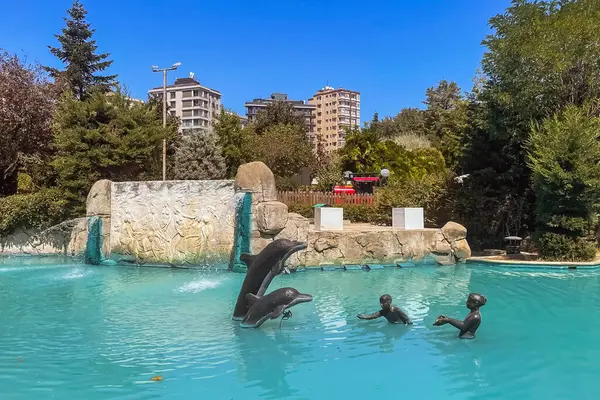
[233,328,301,399]
[361,324,410,354]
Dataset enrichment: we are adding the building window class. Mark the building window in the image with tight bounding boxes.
[193,90,199,97]
[170,101,176,108]
[182,90,192,98]
[170,111,176,116]
[193,109,199,116]
[193,100,199,106]
[182,100,192,107]
[170,92,176,99]
[182,110,193,117]
[193,119,200,126]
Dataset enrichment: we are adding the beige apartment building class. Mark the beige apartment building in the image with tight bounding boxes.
[308,86,360,152]
[148,74,222,134]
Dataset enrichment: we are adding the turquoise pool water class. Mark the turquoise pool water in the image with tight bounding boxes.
[1,257,599,400]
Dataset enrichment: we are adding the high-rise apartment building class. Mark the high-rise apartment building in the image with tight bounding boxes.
[148,75,222,134]
[245,93,316,137]
[308,86,360,152]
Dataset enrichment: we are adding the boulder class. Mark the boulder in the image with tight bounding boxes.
[441,221,467,242]
[434,230,452,254]
[453,239,471,261]
[234,162,278,204]
[256,201,288,235]
[87,179,112,217]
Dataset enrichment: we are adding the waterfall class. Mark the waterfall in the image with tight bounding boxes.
[230,192,252,273]
[84,216,102,265]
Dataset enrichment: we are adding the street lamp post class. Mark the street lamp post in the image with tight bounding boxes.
[152,62,181,181]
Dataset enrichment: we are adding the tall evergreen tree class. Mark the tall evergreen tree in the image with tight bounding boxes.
[46,0,117,99]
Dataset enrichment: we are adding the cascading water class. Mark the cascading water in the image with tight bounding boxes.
[84,216,102,265]
[230,192,252,273]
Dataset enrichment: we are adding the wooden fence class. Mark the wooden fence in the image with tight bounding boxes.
[277,191,374,206]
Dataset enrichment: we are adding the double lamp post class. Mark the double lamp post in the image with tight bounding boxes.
[152,62,181,181]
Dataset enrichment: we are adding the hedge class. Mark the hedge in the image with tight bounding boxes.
[0,189,73,237]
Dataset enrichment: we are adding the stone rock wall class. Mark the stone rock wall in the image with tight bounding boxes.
[295,226,470,267]
[110,180,238,265]
[234,162,291,254]
[87,179,112,256]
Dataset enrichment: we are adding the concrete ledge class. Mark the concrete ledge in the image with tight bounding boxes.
[467,257,600,270]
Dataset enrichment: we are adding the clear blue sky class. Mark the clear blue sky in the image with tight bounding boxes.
[1,0,510,120]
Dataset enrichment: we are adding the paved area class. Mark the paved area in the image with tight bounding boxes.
[309,222,438,233]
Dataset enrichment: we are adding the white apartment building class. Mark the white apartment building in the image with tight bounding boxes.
[148,74,222,134]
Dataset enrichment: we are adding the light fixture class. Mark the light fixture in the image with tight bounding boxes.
[380,168,390,178]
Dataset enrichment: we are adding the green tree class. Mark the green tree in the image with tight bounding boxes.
[371,108,427,139]
[457,0,600,248]
[339,126,445,179]
[172,131,226,180]
[423,80,469,171]
[46,0,117,99]
[51,89,176,213]
[313,139,344,191]
[527,104,600,261]
[252,101,306,134]
[0,51,56,195]
[213,110,247,177]
[243,124,314,178]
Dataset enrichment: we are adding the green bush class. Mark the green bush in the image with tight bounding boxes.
[527,104,600,261]
[374,173,450,226]
[17,173,35,194]
[537,232,596,262]
[0,189,73,237]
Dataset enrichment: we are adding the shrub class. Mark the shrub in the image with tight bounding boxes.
[374,173,450,226]
[0,189,73,237]
[393,133,431,150]
[527,104,600,260]
[17,173,35,194]
[537,232,596,262]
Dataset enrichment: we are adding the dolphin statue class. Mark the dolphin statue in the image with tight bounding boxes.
[241,287,314,328]
[232,239,307,320]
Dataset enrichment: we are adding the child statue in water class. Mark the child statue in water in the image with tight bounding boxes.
[357,294,413,325]
[433,293,487,339]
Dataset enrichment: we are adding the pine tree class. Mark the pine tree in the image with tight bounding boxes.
[46,0,117,99]
[172,131,227,180]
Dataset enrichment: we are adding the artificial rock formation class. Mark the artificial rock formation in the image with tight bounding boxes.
[86,179,112,256]
[234,162,291,253]
[233,161,472,269]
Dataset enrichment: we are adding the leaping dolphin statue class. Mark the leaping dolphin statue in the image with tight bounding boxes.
[241,287,314,328]
[232,239,307,321]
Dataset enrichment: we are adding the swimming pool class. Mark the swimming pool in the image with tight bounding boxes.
[1,257,598,400]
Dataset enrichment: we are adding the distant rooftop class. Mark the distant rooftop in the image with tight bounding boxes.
[245,93,314,107]
[149,76,221,94]
[312,86,360,95]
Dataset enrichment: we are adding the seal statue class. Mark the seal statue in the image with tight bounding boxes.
[241,288,313,328]
[433,293,487,339]
[232,239,307,321]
